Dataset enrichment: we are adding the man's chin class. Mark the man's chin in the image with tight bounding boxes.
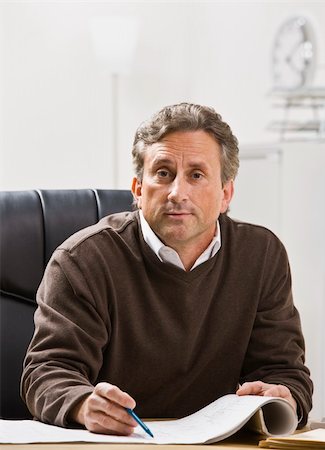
[158,226,191,244]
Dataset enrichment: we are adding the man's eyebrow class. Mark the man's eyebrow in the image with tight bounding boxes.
[151,157,174,166]
[187,160,210,171]
[151,157,210,172]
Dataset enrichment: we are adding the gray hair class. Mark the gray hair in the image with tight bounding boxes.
[132,102,239,185]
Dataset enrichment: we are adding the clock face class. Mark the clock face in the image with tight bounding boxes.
[272,17,314,89]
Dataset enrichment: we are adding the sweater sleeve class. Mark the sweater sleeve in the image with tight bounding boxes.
[21,248,111,427]
[239,237,313,427]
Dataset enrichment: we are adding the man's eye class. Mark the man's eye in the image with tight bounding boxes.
[192,172,203,179]
[157,170,170,178]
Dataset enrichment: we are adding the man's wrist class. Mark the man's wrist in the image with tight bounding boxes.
[68,396,89,425]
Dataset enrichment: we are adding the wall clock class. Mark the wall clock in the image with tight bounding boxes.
[272,16,315,90]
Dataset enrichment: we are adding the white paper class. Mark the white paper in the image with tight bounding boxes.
[0,394,297,445]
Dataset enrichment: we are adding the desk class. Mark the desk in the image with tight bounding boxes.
[0,430,261,450]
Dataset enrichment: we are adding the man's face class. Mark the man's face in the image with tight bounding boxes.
[132,130,233,250]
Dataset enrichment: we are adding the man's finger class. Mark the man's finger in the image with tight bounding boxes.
[236,381,265,395]
[95,383,136,409]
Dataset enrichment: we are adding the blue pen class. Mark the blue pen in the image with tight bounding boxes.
[126,408,154,438]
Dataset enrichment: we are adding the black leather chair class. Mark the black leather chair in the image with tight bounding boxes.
[0,189,133,419]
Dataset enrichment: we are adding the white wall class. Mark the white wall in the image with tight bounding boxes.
[230,146,283,236]
[0,1,324,190]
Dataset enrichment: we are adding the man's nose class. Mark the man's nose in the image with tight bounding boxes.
[167,176,189,202]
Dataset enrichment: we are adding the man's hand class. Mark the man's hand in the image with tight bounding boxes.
[236,381,297,412]
[70,382,138,435]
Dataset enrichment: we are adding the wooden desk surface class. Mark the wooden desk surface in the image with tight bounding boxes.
[0,429,261,450]
[0,444,259,450]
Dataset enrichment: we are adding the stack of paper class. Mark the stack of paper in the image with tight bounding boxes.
[259,428,325,449]
[0,394,298,445]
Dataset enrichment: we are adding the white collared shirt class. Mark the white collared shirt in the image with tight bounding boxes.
[139,210,221,271]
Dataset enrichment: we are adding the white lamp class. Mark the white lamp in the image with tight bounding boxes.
[89,16,139,187]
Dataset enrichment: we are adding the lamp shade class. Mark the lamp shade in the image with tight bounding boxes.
[89,16,139,74]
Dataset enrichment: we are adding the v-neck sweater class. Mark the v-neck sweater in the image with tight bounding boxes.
[21,211,313,427]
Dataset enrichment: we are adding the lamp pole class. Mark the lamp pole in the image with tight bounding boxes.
[89,15,138,189]
[111,72,118,188]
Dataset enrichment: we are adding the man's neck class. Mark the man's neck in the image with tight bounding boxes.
[165,233,216,271]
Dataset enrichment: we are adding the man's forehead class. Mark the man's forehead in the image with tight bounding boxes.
[144,131,221,161]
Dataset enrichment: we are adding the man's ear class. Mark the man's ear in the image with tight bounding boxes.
[220,180,234,213]
[131,177,142,209]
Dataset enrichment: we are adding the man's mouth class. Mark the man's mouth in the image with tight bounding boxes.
[165,211,192,217]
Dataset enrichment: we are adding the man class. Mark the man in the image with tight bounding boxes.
[21,103,312,435]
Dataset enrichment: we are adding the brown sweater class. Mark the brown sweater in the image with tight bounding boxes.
[21,211,313,427]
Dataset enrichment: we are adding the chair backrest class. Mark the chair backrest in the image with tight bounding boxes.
[0,189,133,419]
